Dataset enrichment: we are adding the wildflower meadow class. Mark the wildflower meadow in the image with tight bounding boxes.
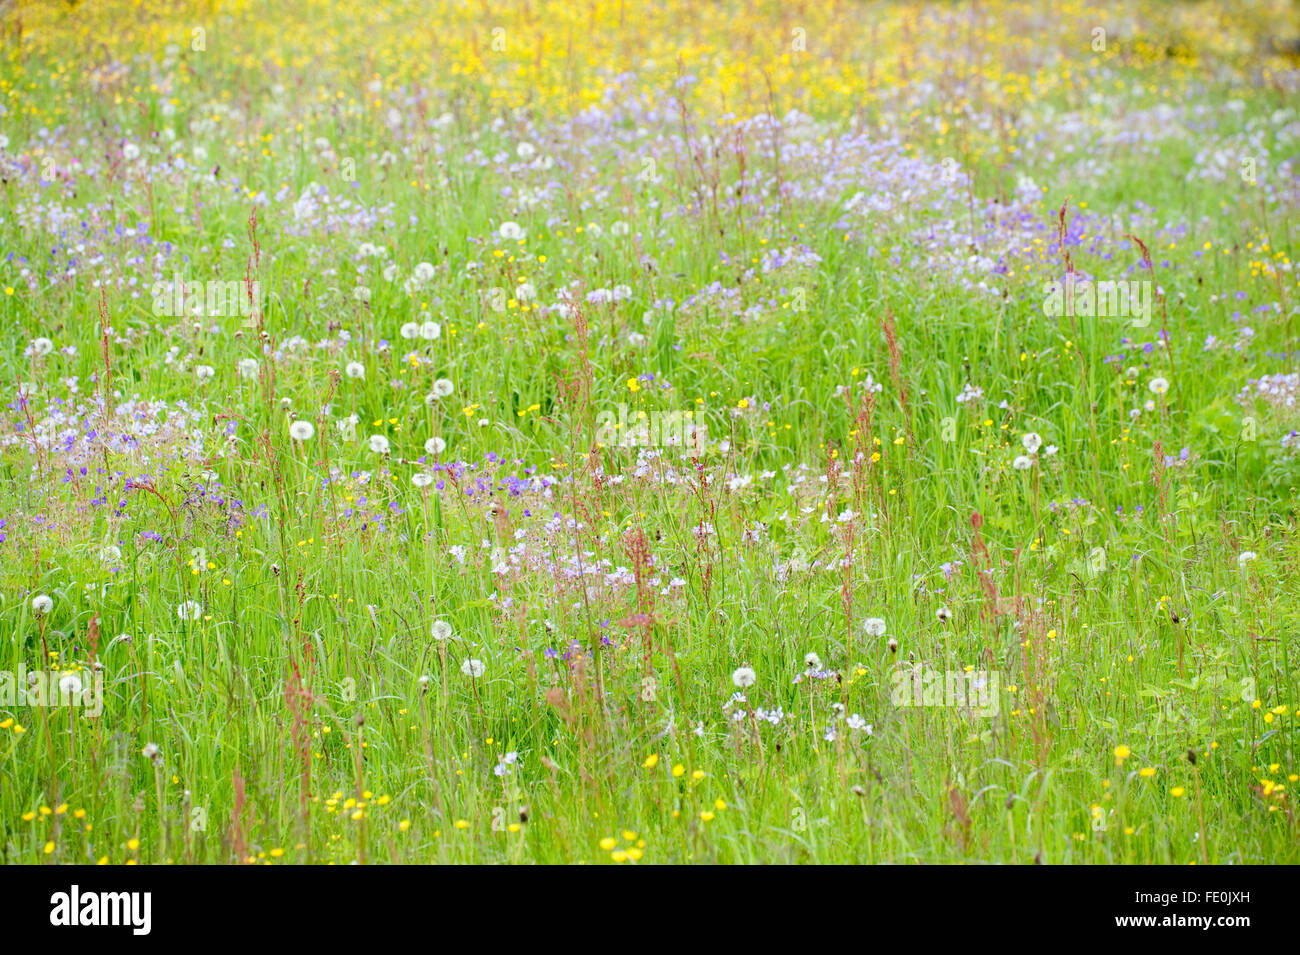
[2,0,1300,877]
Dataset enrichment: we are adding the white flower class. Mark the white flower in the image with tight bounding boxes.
[99,545,122,562]
[461,658,486,678]
[345,361,366,380]
[237,358,259,379]
[1237,551,1258,565]
[195,364,215,382]
[863,617,887,637]
[420,321,441,341]
[804,652,823,671]
[516,142,536,160]
[413,262,436,283]
[400,322,420,339]
[412,472,434,488]
[936,606,952,622]
[289,420,315,441]
[499,221,525,241]
[432,378,455,397]
[142,742,159,759]
[432,620,453,641]
[368,435,390,454]
[1012,455,1034,470]
[123,142,141,161]
[31,594,53,615]
[1022,432,1042,454]
[58,673,83,698]
[417,674,432,688]
[424,437,446,455]
[1149,377,1170,395]
[177,600,203,621]
[731,666,756,688]
[846,713,871,733]
[31,337,54,357]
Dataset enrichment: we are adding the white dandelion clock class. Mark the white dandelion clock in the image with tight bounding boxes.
[419,321,441,341]
[400,322,420,339]
[732,666,756,688]
[1149,377,1169,395]
[237,358,259,379]
[1022,432,1042,454]
[177,600,203,621]
[345,361,366,380]
[804,652,823,671]
[289,420,315,442]
[31,337,54,357]
[499,221,525,241]
[31,594,53,615]
[412,472,434,488]
[195,364,215,383]
[936,606,953,622]
[1012,455,1034,470]
[58,673,83,699]
[863,617,887,637]
[368,434,390,454]
[432,378,455,398]
[424,437,446,455]
[431,620,453,642]
[461,658,486,678]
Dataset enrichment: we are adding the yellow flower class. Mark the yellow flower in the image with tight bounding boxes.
[1170,787,1185,797]
[599,836,617,851]
[1138,767,1156,779]
[642,753,659,769]
[1113,744,1131,765]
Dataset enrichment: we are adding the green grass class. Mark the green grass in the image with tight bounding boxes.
[1,0,1299,865]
